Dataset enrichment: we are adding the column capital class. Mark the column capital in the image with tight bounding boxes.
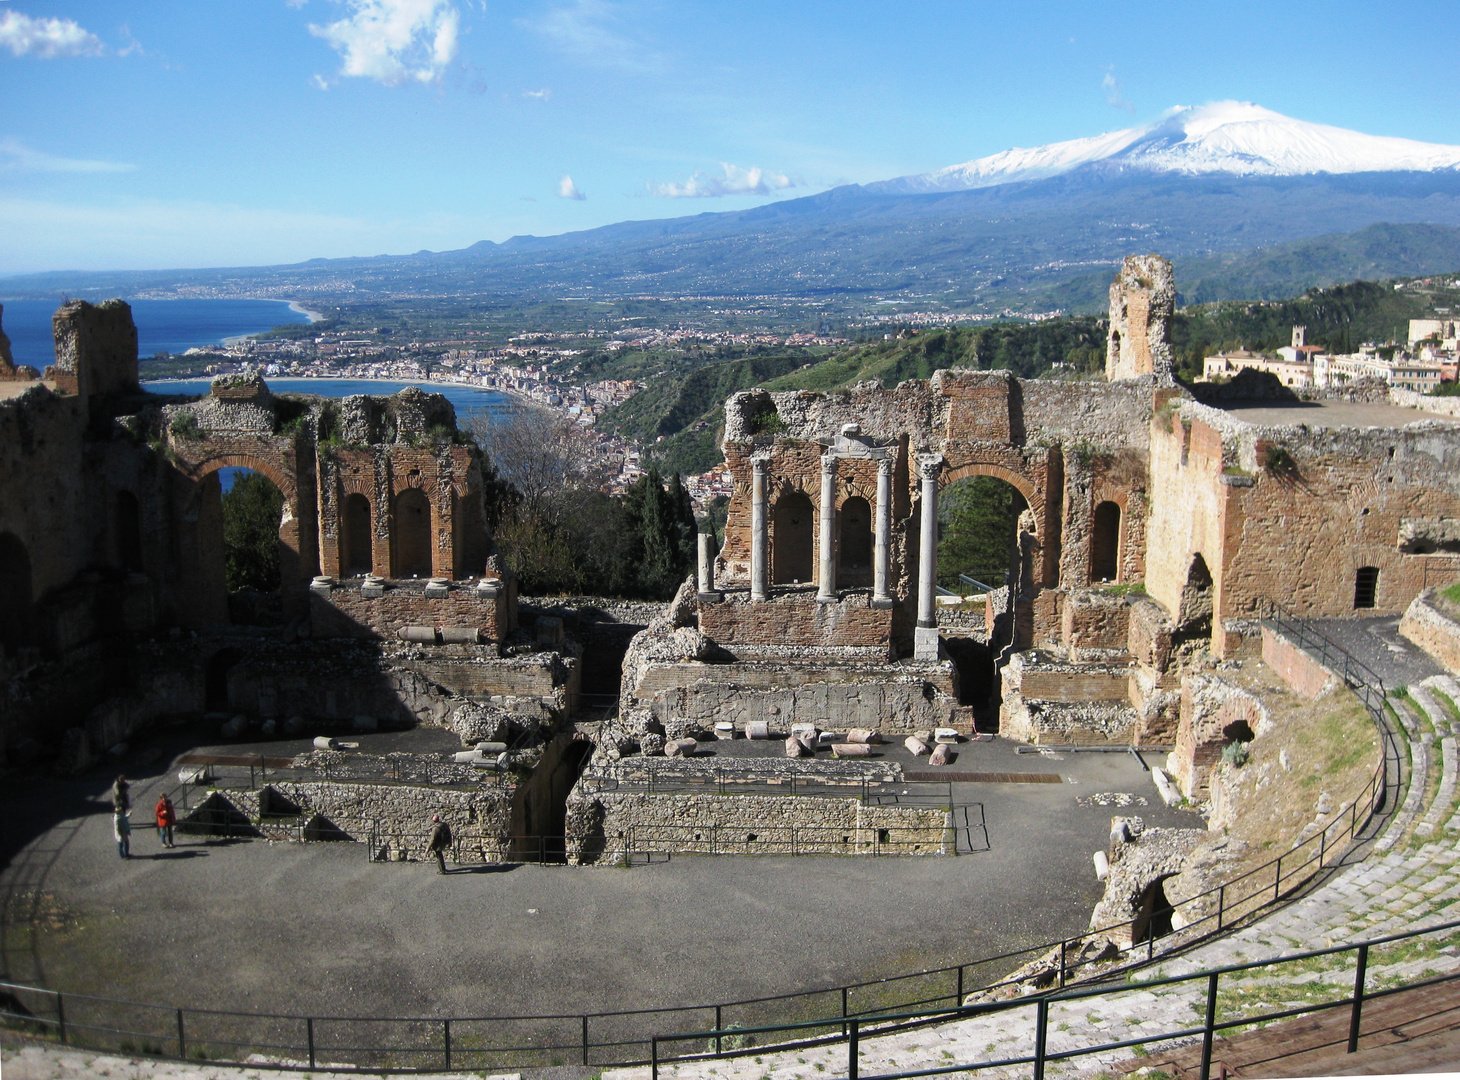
[916,453,944,482]
[876,456,895,478]
[751,454,772,475]
[820,452,838,474]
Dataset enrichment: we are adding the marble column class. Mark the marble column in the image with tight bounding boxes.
[916,454,943,629]
[817,453,838,602]
[697,532,718,599]
[872,456,894,607]
[750,455,769,601]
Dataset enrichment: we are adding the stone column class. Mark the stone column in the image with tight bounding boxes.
[914,454,943,659]
[817,453,838,602]
[872,457,894,608]
[750,455,769,601]
[697,532,720,601]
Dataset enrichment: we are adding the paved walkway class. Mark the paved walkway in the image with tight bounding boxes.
[598,674,1460,1080]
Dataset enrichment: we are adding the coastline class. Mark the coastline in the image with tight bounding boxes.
[287,301,326,323]
[141,374,531,406]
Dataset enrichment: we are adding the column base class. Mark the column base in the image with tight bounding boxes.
[816,593,839,604]
[914,625,942,661]
[751,592,769,602]
[869,597,895,610]
[697,591,723,604]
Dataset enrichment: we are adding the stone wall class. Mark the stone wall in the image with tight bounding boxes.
[565,790,948,863]
[1166,673,1268,799]
[1061,589,1133,657]
[1105,255,1175,382]
[310,578,510,643]
[698,589,895,653]
[1261,626,1337,699]
[194,779,513,861]
[1399,587,1460,675]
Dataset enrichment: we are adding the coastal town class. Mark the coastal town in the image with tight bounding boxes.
[1202,316,1460,391]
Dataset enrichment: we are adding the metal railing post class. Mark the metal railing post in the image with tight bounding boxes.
[55,992,66,1044]
[582,1015,590,1065]
[307,1018,315,1069]
[1349,943,1369,1053]
[444,1018,452,1070]
[1199,971,1218,1080]
[1058,940,1067,988]
[1275,854,1282,899]
[841,986,849,1036]
[1033,998,1048,1080]
[958,962,966,1003]
[651,1036,659,1080]
[177,1008,186,1059]
[1217,885,1225,931]
[848,1018,860,1080]
[715,1004,723,1056]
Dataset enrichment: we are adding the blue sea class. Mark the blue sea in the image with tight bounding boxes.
[0,298,312,366]
[144,377,515,421]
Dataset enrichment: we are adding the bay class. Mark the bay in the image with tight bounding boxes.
[0,298,312,366]
[143,377,517,421]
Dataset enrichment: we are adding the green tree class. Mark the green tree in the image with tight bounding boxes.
[221,471,284,593]
[937,476,1024,590]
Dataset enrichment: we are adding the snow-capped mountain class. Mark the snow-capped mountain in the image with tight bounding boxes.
[869,102,1460,194]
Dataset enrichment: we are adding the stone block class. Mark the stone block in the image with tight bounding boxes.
[791,722,819,745]
[847,728,881,744]
[665,737,698,757]
[785,736,811,758]
[831,743,872,757]
[745,720,771,740]
[928,743,954,766]
[714,721,735,740]
[904,736,930,756]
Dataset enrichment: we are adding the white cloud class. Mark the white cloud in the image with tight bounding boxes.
[523,87,551,100]
[310,0,460,86]
[0,139,135,173]
[1102,67,1134,115]
[650,163,798,199]
[558,174,585,200]
[0,10,104,58]
[523,0,656,71]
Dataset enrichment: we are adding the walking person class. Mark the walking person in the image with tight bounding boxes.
[114,808,132,859]
[112,774,130,814]
[155,793,176,848]
[427,814,452,875]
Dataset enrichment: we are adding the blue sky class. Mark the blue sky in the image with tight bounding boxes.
[2,0,1458,275]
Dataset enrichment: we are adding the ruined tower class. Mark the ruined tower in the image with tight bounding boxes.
[1106,254,1175,381]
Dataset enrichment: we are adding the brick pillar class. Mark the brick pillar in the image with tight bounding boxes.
[750,455,769,601]
[873,456,893,607]
[817,453,838,603]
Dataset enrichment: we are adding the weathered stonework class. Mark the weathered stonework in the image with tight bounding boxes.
[1400,587,1460,674]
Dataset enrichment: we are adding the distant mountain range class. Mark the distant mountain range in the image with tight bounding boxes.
[869,101,1460,193]
[6,103,1460,315]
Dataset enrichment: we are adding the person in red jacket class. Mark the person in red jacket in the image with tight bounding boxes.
[155,794,176,848]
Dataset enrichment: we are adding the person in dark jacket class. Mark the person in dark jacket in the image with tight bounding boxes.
[155,794,176,848]
[112,775,130,814]
[427,814,452,875]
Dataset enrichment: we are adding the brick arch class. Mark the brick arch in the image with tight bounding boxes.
[176,451,298,507]
[939,462,1044,529]
[771,476,820,510]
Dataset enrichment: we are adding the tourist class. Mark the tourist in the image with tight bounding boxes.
[113,809,131,859]
[112,774,130,814]
[427,814,452,875]
[155,793,176,848]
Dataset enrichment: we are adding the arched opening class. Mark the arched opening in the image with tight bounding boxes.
[0,532,33,656]
[393,487,434,578]
[1175,553,1214,648]
[838,496,873,586]
[772,491,814,585]
[1090,501,1121,582]
[937,475,1027,592]
[1132,875,1176,944]
[205,648,243,713]
[219,468,287,626]
[341,493,374,577]
[1354,566,1379,609]
[115,491,144,572]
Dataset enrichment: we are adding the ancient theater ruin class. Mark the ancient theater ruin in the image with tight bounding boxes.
[610,253,1460,802]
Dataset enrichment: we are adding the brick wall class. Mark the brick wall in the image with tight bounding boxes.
[310,579,508,642]
[1399,588,1460,675]
[1261,626,1335,699]
[699,590,894,652]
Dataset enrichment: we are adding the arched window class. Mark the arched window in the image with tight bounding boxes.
[1354,566,1379,609]
[341,493,373,576]
[393,488,434,578]
[1090,501,1121,582]
[838,496,873,586]
[772,491,814,585]
[0,532,33,655]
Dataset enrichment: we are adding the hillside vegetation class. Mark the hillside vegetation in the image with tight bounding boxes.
[620,272,1460,476]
